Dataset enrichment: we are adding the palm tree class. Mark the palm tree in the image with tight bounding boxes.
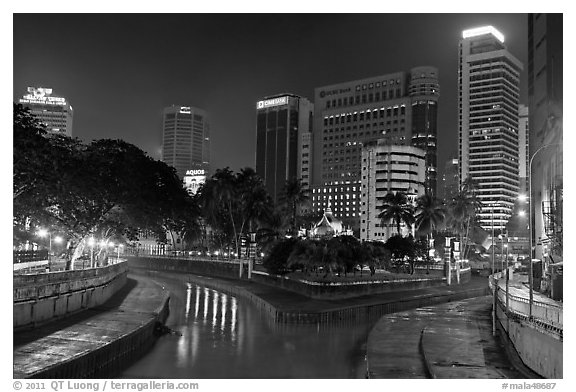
[415,193,446,269]
[446,179,482,259]
[378,192,415,235]
[237,168,272,235]
[197,167,239,254]
[283,178,309,236]
[256,207,289,254]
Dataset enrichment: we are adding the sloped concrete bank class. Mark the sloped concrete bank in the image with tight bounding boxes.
[13,275,170,379]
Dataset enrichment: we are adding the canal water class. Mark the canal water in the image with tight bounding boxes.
[121,271,371,379]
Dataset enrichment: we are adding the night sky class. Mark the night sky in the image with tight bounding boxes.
[13,13,528,178]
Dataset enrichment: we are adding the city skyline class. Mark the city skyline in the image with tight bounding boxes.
[13,14,528,179]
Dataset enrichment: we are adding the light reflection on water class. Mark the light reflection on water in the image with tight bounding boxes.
[121,272,371,379]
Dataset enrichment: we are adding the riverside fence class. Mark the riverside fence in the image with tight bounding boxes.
[489,271,563,379]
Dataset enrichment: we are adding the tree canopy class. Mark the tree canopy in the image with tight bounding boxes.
[13,103,199,268]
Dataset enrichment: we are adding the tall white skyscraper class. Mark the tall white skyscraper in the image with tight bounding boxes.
[19,87,73,137]
[458,26,523,232]
[161,105,210,179]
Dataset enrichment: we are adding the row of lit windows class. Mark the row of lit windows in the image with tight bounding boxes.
[325,89,405,108]
[324,106,406,124]
[312,186,358,193]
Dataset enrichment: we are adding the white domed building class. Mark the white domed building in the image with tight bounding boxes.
[310,199,353,238]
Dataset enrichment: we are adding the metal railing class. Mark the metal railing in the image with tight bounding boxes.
[489,274,563,333]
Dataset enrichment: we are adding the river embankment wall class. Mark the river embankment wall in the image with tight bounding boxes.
[127,256,470,300]
[13,262,128,330]
[491,272,563,379]
[129,257,486,326]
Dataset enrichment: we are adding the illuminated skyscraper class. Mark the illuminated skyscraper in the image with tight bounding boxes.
[255,94,313,205]
[458,26,523,232]
[311,67,439,232]
[162,105,210,179]
[19,87,73,136]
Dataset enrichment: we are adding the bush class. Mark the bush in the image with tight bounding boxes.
[262,238,298,274]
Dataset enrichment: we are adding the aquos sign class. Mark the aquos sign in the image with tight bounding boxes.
[183,169,207,196]
[256,96,289,110]
[186,169,205,176]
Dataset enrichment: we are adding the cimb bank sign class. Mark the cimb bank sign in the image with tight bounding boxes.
[256,96,289,109]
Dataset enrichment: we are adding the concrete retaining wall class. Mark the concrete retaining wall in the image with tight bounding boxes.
[28,292,170,379]
[250,272,447,299]
[14,262,128,330]
[496,301,563,378]
[142,268,490,326]
[128,256,469,300]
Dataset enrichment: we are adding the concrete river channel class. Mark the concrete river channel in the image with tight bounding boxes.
[121,271,370,378]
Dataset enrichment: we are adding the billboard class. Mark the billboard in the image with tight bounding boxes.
[19,87,68,106]
[183,169,207,196]
[256,96,289,110]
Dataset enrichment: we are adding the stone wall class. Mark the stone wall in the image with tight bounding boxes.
[13,262,128,330]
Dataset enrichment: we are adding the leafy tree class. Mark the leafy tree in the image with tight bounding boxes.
[384,234,417,274]
[378,192,415,235]
[262,237,298,274]
[14,105,200,269]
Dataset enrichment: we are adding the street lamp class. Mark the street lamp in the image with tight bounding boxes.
[87,237,95,268]
[527,143,560,318]
[36,228,52,265]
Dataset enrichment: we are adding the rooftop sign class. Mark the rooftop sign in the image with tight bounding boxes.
[462,26,505,43]
[19,87,67,106]
[256,96,289,110]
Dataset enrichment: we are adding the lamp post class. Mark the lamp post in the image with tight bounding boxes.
[527,143,559,318]
[87,237,95,269]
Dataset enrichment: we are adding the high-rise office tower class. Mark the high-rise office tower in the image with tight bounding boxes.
[527,14,563,261]
[458,26,523,232]
[162,105,210,179]
[440,157,459,201]
[311,67,439,232]
[255,94,314,206]
[409,66,440,196]
[19,87,73,136]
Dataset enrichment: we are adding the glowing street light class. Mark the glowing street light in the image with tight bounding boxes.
[87,237,95,268]
[36,228,52,267]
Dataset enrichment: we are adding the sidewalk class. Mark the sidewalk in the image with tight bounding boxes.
[13,273,169,378]
[496,272,562,307]
[367,296,530,379]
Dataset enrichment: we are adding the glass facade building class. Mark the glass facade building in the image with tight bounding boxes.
[255,94,313,205]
